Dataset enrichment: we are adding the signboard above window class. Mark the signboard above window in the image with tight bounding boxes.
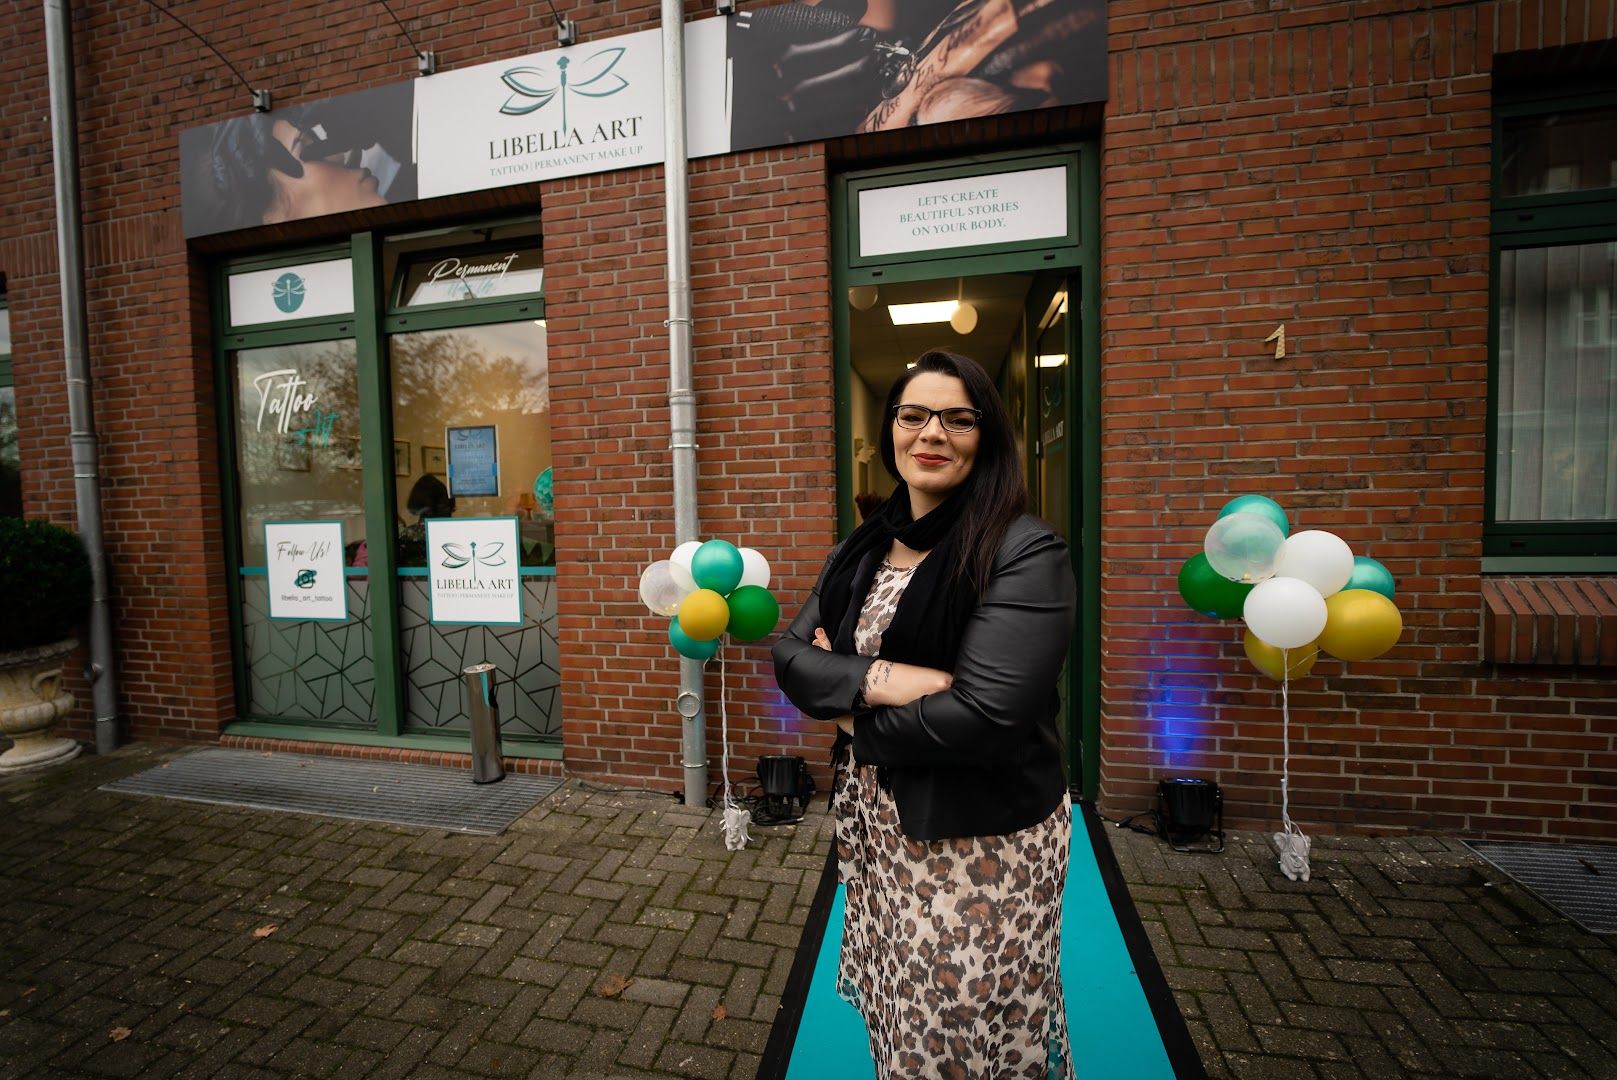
[397,245,543,307]
[227,259,355,328]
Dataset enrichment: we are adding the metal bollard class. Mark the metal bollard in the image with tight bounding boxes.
[462,663,505,784]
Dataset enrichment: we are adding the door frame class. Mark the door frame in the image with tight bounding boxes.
[830,143,1102,798]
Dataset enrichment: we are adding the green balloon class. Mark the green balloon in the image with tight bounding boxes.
[1345,555,1396,599]
[1218,494,1289,538]
[1177,553,1254,619]
[726,586,781,642]
[669,617,719,660]
[691,539,744,595]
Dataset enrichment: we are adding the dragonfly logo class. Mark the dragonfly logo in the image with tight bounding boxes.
[272,272,306,314]
[499,48,628,131]
[440,540,507,584]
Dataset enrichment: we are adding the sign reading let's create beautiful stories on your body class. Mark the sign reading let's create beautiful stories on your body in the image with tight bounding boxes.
[856,167,1071,259]
[264,522,348,621]
[426,518,522,626]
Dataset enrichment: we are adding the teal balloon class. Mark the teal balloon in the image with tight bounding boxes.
[1177,553,1254,619]
[669,617,719,661]
[1345,555,1396,599]
[691,539,744,595]
[533,467,553,514]
[726,586,781,642]
[1218,494,1289,538]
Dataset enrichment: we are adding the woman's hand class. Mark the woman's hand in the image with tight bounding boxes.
[811,626,952,712]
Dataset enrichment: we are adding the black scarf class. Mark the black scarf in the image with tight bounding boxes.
[817,480,981,672]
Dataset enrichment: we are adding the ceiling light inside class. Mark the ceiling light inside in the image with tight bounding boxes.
[888,300,958,326]
[1036,353,1068,368]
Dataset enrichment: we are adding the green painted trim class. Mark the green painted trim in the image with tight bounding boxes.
[220,244,351,277]
[846,248,1081,290]
[222,720,563,758]
[831,177,855,537]
[384,297,546,334]
[354,233,404,738]
[1483,556,1617,573]
[212,263,252,717]
[223,321,357,350]
[1075,144,1102,803]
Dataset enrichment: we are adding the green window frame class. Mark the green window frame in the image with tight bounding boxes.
[214,225,559,758]
[1487,87,1617,563]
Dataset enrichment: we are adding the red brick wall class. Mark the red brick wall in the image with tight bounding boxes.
[3,0,1615,836]
[1098,0,1617,839]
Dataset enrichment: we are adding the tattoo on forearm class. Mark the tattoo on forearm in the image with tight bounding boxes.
[864,661,892,693]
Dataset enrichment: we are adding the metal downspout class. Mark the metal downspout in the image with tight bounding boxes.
[45,0,119,755]
[661,2,707,807]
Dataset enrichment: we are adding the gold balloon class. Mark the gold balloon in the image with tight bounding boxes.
[1316,589,1402,662]
[676,589,730,641]
[1243,631,1319,682]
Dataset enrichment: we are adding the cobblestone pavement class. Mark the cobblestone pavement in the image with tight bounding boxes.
[1105,826,1617,1079]
[0,744,832,1079]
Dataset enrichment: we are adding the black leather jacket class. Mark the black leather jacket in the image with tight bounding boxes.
[772,514,1076,841]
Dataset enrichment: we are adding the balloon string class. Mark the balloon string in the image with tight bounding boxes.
[1280,648,1296,838]
[719,643,731,804]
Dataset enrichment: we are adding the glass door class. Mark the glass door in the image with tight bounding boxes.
[229,336,377,725]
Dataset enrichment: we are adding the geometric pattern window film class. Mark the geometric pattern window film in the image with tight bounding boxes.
[398,578,560,741]
[241,576,376,724]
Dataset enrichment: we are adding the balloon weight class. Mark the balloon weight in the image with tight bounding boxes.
[1316,589,1402,662]
[726,586,781,642]
[669,540,702,593]
[1345,555,1396,600]
[1204,512,1285,583]
[1218,494,1289,537]
[677,589,730,641]
[1273,530,1354,597]
[1242,576,1328,649]
[738,547,771,590]
[1243,631,1319,682]
[638,560,688,616]
[691,540,745,595]
[1177,553,1253,618]
[669,617,719,661]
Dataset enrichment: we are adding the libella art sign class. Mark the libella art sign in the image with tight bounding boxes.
[179,2,1106,238]
[426,518,522,626]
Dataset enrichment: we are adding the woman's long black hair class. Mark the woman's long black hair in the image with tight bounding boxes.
[879,349,1027,593]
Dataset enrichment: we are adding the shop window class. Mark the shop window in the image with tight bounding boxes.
[0,297,18,518]
[1489,95,1617,558]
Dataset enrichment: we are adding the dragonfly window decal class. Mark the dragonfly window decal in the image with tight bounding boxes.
[500,48,629,131]
[440,540,507,584]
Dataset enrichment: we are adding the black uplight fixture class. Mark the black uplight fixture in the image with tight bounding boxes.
[755,755,814,825]
[1153,778,1224,853]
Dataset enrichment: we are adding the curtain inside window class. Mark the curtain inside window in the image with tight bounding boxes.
[1496,241,1617,522]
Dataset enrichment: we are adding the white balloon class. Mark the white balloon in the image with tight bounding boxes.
[1273,530,1354,597]
[738,547,771,590]
[1243,577,1327,650]
[669,540,702,593]
[638,561,687,616]
[1204,512,1285,583]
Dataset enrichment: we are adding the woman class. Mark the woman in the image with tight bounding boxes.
[773,349,1076,1078]
[186,113,388,234]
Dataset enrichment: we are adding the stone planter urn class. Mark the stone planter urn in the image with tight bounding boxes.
[0,638,81,773]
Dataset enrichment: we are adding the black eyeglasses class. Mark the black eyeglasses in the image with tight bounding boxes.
[891,404,982,434]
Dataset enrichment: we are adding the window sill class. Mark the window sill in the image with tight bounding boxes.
[1481,576,1617,666]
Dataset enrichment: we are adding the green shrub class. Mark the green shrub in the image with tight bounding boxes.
[0,518,93,652]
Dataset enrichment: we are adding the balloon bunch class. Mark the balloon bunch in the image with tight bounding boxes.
[1178,494,1403,680]
[1176,494,1406,884]
[637,539,783,854]
[638,540,782,660]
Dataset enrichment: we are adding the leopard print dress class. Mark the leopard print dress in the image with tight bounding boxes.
[833,559,1075,1080]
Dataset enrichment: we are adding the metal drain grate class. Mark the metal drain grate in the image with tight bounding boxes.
[102,748,562,835]
[1466,841,1617,935]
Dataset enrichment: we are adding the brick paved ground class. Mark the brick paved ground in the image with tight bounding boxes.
[1105,826,1617,1079]
[0,744,833,1079]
